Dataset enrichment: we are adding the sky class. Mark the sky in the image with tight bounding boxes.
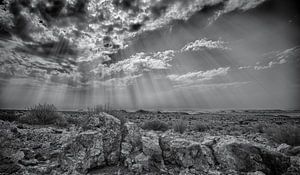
[0,0,299,110]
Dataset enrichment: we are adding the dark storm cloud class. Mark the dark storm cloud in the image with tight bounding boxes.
[0,0,267,87]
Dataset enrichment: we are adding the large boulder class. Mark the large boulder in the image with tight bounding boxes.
[61,130,106,174]
[0,153,22,174]
[0,113,123,175]
[160,132,215,172]
[142,131,163,162]
[122,122,164,173]
[121,122,142,160]
[213,136,291,175]
[61,113,122,174]
[100,113,122,165]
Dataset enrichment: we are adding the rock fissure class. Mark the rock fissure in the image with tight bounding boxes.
[207,143,220,166]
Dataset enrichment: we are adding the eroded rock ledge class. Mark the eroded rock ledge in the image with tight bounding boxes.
[0,113,299,175]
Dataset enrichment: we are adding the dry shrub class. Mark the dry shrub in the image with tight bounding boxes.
[87,105,104,116]
[173,120,187,134]
[19,104,67,126]
[54,115,68,127]
[255,123,267,133]
[65,115,83,126]
[141,120,169,132]
[0,112,19,122]
[194,122,210,132]
[265,124,300,146]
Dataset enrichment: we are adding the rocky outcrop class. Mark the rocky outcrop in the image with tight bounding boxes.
[121,122,142,161]
[1,114,299,175]
[0,113,122,175]
[121,123,164,173]
[160,132,215,172]
[61,130,106,174]
[213,136,290,175]
[60,113,122,174]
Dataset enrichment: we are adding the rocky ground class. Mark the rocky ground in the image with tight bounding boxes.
[0,110,300,175]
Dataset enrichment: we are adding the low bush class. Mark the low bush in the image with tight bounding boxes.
[255,123,267,133]
[265,124,300,146]
[194,122,210,132]
[0,112,19,122]
[141,120,169,132]
[19,114,38,124]
[19,104,67,126]
[87,105,104,116]
[54,115,68,127]
[173,120,187,134]
[65,115,82,125]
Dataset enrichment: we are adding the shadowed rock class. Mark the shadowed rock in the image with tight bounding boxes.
[213,136,291,175]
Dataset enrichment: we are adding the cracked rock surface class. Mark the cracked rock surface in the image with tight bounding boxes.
[0,113,299,175]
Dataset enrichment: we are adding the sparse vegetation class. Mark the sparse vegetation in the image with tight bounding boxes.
[255,123,267,133]
[141,120,169,132]
[19,104,66,126]
[173,120,187,134]
[265,124,300,146]
[65,115,83,125]
[0,112,19,122]
[194,122,210,132]
[54,115,68,127]
[87,105,104,116]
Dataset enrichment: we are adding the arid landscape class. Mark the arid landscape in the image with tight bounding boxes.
[1,105,299,175]
[1,0,300,174]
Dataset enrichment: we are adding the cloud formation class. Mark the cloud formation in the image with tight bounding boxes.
[168,67,230,87]
[0,0,267,88]
[181,38,230,52]
[238,46,300,71]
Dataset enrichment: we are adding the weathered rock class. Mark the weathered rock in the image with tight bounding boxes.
[142,131,162,162]
[122,123,165,173]
[277,143,291,153]
[19,158,39,166]
[61,113,122,173]
[213,136,290,175]
[1,114,298,175]
[121,122,142,160]
[62,130,106,174]
[286,146,300,156]
[283,156,300,175]
[1,113,123,175]
[132,153,151,173]
[101,113,122,165]
[160,133,215,172]
[0,153,22,174]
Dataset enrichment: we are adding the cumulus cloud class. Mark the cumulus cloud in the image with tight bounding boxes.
[97,38,228,83]
[168,67,230,86]
[98,50,175,80]
[0,0,266,87]
[0,35,230,87]
[209,0,266,23]
[180,38,230,52]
